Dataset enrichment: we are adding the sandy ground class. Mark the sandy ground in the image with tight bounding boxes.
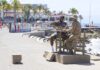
[0,27,100,70]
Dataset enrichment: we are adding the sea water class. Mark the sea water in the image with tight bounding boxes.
[86,38,100,54]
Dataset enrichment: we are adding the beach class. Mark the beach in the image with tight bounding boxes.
[0,27,100,70]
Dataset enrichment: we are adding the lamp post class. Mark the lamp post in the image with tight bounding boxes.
[89,0,92,26]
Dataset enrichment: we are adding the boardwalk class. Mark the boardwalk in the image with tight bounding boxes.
[0,27,100,70]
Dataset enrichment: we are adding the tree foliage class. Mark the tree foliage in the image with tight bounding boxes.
[70,8,79,15]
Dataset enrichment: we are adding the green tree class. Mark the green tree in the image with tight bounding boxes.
[12,0,21,21]
[0,1,2,11]
[0,0,7,22]
[32,7,38,15]
[12,0,21,11]
[69,8,79,22]
[5,3,12,10]
[22,4,32,22]
[32,4,51,16]
[4,3,13,16]
[69,8,78,15]
[44,8,51,15]
[12,0,21,31]
[37,5,44,13]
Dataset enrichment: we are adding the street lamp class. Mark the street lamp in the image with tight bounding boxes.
[89,0,92,25]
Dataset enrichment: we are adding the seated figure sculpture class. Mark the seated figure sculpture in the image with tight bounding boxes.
[49,16,69,52]
[65,15,81,54]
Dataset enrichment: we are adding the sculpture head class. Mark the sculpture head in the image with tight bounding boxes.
[69,15,78,21]
[59,16,65,22]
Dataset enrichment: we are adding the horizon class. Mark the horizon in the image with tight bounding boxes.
[7,0,100,25]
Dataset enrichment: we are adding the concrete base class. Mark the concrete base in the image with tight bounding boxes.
[56,54,90,64]
[12,55,22,64]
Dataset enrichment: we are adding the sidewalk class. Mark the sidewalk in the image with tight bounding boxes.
[0,27,100,70]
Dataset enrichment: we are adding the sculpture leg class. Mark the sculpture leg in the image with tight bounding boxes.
[69,49,74,55]
[50,35,57,52]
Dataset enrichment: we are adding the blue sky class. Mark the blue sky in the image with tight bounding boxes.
[7,0,100,25]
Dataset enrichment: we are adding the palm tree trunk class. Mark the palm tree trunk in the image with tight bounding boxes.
[14,6,16,32]
[2,6,4,24]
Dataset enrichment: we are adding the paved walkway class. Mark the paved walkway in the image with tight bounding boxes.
[0,27,100,70]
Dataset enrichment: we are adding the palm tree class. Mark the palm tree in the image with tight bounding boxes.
[44,8,51,15]
[12,0,21,19]
[0,1,2,10]
[0,4,2,11]
[37,5,45,13]
[69,8,79,22]
[36,5,50,15]
[32,7,38,15]
[22,4,32,22]
[69,8,79,15]
[37,5,47,18]
[5,3,13,16]
[12,0,21,31]
[0,0,7,23]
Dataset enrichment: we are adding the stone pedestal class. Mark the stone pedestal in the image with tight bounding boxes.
[56,54,90,64]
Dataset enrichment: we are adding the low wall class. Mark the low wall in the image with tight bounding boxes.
[28,31,45,38]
